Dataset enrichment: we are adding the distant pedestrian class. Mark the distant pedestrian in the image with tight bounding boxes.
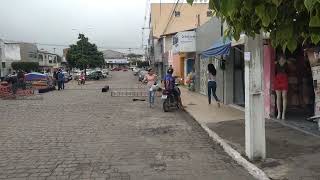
[143,68,157,108]
[207,63,220,107]
[53,70,58,86]
[57,70,65,90]
[17,70,26,90]
[9,72,18,94]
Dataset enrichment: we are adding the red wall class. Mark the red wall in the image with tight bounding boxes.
[264,43,276,118]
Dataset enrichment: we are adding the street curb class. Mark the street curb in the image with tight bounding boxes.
[184,110,270,180]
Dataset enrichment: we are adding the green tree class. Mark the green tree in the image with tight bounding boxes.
[11,62,39,72]
[66,34,105,72]
[188,0,320,52]
[136,60,149,68]
[127,53,143,66]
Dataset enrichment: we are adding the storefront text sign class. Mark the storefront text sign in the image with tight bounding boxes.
[172,31,196,53]
[105,59,128,64]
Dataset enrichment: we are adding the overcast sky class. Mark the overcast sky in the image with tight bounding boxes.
[0,0,180,55]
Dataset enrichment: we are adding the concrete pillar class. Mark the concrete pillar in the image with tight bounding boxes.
[244,34,266,160]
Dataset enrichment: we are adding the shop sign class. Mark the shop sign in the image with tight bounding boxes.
[105,59,128,64]
[172,31,196,53]
[244,52,251,62]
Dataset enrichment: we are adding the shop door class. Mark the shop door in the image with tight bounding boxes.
[233,45,245,107]
[200,57,209,95]
[187,59,194,74]
[180,57,185,79]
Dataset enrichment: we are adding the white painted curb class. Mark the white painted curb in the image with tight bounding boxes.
[185,110,270,180]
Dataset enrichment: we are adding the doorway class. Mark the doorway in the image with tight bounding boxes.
[233,45,245,107]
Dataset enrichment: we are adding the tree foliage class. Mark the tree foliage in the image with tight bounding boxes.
[188,0,320,52]
[136,61,149,68]
[127,53,143,59]
[66,34,105,69]
[11,62,39,72]
[127,53,143,65]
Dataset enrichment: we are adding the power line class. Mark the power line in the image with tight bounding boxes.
[36,43,141,50]
[162,0,180,35]
[142,0,151,48]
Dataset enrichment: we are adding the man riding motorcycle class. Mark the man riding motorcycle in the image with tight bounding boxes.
[164,68,184,109]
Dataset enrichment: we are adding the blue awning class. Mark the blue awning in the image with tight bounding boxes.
[201,37,231,57]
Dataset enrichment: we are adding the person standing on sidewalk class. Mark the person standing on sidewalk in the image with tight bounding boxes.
[143,68,157,108]
[207,63,220,107]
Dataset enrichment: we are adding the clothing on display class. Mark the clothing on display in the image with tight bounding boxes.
[274,62,289,91]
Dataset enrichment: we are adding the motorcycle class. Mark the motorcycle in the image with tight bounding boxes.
[161,84,181,112]
[78,78,85,85]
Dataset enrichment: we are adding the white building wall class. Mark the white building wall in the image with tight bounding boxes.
[4,43,21,62]
[0,43,21,76]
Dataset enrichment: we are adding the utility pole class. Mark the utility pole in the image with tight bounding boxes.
[244,33,266,160]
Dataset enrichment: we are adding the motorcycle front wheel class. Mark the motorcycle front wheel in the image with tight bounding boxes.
[163,99,170,112]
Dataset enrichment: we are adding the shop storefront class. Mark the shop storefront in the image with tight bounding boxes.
[172,30,196,84]
[198,37,245,108]
[264,41,318,122]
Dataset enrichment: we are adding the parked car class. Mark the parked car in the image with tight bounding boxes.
[86,71,103,80]
[102,69,109,76]
[138,70,148,81]
[62,72,72,82]
[133,68,140,76]
[111,67,121,71]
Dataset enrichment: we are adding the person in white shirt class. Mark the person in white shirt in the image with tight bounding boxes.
[207,63,220,107]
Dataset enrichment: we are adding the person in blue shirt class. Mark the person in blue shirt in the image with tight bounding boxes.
[164,68,183,109]
[57,69,65,90]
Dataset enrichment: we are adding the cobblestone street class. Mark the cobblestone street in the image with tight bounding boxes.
[0,71,255,180]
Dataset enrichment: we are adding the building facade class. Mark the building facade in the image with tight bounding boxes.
[0,39,22,77]
[37,50,60,73]
[19,43,38,62]
[103,50,128,68]
[149,2,212,79]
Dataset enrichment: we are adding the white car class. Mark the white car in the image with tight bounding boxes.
[62,72,72,82]
[133,68,140,76]
[102,69,109,77]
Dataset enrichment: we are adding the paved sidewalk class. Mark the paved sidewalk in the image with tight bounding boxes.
[181,87,320,180]
[180,88,244,124]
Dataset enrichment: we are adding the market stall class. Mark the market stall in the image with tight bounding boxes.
[25,72,53,90]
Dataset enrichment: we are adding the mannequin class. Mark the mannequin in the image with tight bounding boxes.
[274,54,289,119]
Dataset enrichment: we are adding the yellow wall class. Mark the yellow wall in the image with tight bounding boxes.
[172,53,185,81]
